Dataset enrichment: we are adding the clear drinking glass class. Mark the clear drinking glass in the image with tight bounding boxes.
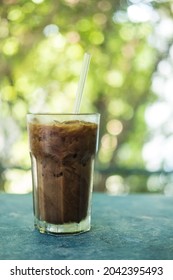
[27,113,100,234]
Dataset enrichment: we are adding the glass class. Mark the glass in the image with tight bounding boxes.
[27,113,100,234]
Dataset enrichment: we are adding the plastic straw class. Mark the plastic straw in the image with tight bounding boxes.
[73,53,91,114]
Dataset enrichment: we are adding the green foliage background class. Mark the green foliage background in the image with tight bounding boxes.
[0,0,172,194]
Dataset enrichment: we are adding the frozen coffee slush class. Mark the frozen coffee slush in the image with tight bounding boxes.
[27,114,100,234]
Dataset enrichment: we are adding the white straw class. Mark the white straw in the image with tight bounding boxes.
[73,52,91,114]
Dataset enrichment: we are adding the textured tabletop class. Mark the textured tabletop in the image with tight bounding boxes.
[0,193,173,260]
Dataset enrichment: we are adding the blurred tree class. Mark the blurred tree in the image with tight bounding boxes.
[0,0,173,194]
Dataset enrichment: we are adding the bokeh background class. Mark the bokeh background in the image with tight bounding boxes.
[1,0,173,195]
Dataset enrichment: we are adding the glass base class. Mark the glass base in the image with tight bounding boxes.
[34,216,91,235]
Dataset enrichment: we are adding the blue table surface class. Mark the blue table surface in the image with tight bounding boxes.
[0,192,173,260]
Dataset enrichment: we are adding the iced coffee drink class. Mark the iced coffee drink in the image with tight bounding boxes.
[27,114,100,234]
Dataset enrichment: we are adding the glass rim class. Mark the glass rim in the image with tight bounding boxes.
[27,112,100,116]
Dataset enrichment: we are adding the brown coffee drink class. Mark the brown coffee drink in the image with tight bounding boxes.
[28,120,98,226]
